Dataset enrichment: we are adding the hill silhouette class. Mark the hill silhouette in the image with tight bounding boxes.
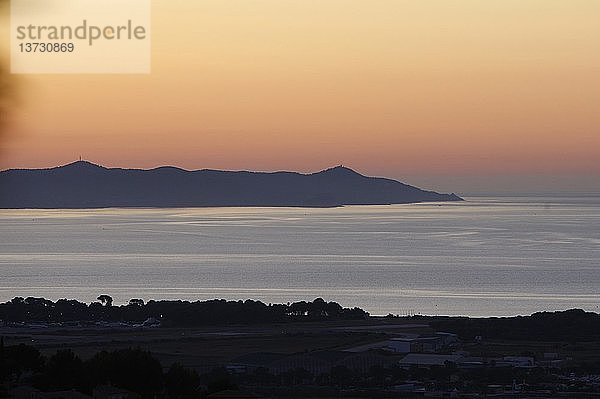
[0,161,462,208]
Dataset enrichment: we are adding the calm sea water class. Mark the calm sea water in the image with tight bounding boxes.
[0,197,598,317]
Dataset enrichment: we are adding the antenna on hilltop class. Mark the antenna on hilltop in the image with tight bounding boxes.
[79,155,82,162]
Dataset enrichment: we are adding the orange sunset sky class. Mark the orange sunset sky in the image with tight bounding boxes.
[1,0,599,194]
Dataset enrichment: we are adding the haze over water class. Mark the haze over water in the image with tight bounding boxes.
[0,196,598,317]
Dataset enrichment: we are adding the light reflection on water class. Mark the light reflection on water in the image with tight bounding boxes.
[0,197,599,316]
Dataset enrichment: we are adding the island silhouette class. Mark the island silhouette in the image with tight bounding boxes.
[0,161,462,208]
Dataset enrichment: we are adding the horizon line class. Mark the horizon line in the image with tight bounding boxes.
[1,158,366,177]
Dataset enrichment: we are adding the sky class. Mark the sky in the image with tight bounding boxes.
[1,0,599,195]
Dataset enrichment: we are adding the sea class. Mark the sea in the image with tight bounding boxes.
[0,196,598,317]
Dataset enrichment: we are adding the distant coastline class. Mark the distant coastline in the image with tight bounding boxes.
[0,161,462,209]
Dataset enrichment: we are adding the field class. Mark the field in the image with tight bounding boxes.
[0,318,431,371]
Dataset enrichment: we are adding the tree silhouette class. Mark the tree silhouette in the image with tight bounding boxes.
[0,344,44,383]
[86,348,164,399]
[42,349,84,391]
[129,298,144,306]
[97,295,113,307]
[165,363,202,399]
[0,297,369,326]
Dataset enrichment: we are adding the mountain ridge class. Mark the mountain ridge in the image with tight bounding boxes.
[0,161,463,208]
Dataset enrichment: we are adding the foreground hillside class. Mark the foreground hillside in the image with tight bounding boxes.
[2,300,599,398]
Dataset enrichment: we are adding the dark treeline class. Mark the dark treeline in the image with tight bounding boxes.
[0,344,229,399]
[428,309,600,341]
[0,297,368,326]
